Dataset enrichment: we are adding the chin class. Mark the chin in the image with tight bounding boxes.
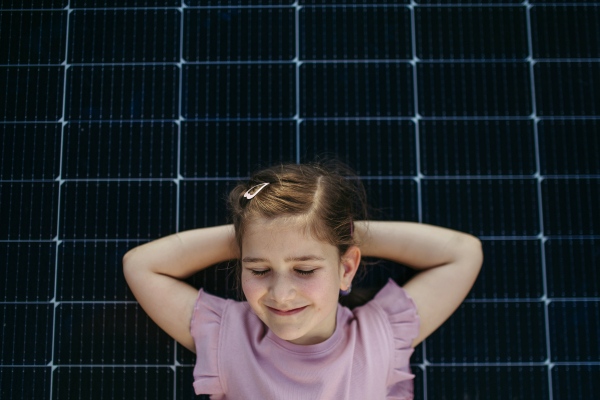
[269,324,305,340]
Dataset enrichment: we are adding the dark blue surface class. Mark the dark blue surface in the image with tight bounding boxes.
[1,1,599,399]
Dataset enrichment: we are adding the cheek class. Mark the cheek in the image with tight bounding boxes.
[241,277,263,301]
[300,280,332,299]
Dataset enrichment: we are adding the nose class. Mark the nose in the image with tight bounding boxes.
[269,273,297,304]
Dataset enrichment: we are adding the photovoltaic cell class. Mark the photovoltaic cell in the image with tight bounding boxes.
[302,120,416,175]
[0,10,67,64]
[427,366,550,399]
[183,64,296,118]
[417,62,533,117]
[535,62,600,116]
[0,182,60,240]
[185,8,296,61]
[474,240,544,299]
[1,304,54,365]
[422,179,541,236]
[546,239,600,298]
[0,66,64,120]
[426,302,548,363]
[302,62,415,117]
[59,181,177,239]
[415,6,529,60]
[538,120,600,175]
[1,1,67,8]
[181,121,297,177]
[301,7,413,60]
[52,367,173,398]
[0,124,62,180]
[62,123,179,179]
[57,241,136,301]
[53,303,173,364]
[419,120,537,176]
[68,9,181,63]
[542,179,600,235]
[70,0,180,6]
[0,1,599,400]
[0,367,51,399]
[531,6,600,58]
[1,243,56,301]
[65,66,180,120]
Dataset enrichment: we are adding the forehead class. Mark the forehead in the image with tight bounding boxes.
[243,216,312,244]
[242,217,333,259]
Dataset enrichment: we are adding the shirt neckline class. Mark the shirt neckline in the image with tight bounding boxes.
[265,303,345,354]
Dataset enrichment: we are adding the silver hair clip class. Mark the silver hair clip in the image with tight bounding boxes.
[243,182,270,199]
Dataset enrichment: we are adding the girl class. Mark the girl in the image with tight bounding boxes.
[123,160,484,400]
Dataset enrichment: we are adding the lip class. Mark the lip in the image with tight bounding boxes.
[267,305,308,316]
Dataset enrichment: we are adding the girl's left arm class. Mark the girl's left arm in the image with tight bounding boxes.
[354,221,483,348]
[355,220,480,269]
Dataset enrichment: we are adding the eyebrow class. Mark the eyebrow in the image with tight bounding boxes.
[242,255,327,263]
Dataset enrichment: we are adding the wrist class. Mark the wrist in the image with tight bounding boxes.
[353,221,374,257]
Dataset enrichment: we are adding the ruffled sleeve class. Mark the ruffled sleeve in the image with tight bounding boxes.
[370,278,421,400]
[190,288,227,397]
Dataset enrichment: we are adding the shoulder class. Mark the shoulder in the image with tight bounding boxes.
[356,278,421,349]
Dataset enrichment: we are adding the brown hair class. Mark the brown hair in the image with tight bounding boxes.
[225,157,382,309]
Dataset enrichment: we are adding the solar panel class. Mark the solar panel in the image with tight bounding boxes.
[1,1,599,399]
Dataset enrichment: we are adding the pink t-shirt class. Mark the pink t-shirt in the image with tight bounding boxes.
[190,277,421,400]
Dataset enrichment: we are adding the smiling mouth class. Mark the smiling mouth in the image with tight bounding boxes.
[267,305,308,315]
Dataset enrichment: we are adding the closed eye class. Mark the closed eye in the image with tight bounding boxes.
[250,269,316,276]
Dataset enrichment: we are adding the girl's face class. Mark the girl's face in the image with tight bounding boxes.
[241,216,359,346]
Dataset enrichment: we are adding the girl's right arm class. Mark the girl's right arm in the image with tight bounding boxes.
[122,225,239,353]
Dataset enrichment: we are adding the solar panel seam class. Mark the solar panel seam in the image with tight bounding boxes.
[173,2,187,398]
[408,2,429,398]
[46,1,73,399]
[523,3,556,399]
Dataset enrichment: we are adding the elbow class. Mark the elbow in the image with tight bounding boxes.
[122,250,138,274]
[472,239,484,269]
[463,233,482,245]
[463,235,484,268]
[122,249,155,277]
[122,254,131,278]
[122,253,140,284]
[466,235,483,250]
[122,248,138,265]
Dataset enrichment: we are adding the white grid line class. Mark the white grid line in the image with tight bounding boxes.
[171,1,188,397]
[4,175,600,183]
[5,3,600,11]
[4,59,600,67]
[294,1,301,164]
[525,2,555,399]
[47,2,73,398]
[407,1,429,398]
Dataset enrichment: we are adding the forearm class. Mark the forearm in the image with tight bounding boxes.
[355,221,480,270]
[122,224,239,279]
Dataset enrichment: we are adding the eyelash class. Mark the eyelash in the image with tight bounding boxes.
[250,269,316,276]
